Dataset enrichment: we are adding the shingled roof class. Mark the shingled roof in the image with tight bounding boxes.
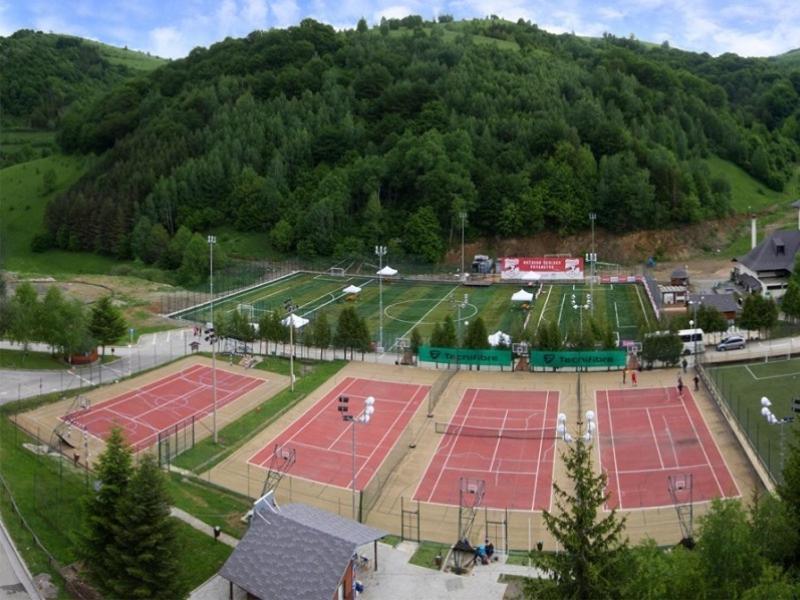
[689,294,740,314]
[736,229,800,273]
[220,504,385,600]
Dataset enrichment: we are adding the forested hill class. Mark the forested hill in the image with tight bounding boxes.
[44,18,800,263]
[0,30,163,128]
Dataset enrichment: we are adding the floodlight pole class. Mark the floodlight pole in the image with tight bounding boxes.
[285,299,296,391]
[375,246,387,353]
[208,235,218,444]
[459,211,467,280]
[340,395,376,521]
[589,213,596,308]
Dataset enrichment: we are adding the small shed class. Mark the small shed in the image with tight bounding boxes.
[670,266,689,286]
[658,285,688,305]
[189,340,200,353]
[220,503,386,600]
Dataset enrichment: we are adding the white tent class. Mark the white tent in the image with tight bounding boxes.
[511,289,534,302]
[488,331,511,347]
[281,314,309,329]
[376,265,398,276]
[342,285,362,294]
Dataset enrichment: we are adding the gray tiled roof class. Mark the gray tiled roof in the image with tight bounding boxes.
[671,267,688,278]
[689,294,740,314]
[739,273,762,291]
[220,504,386,600]
[737,230,800,273]
[281,504,386,546]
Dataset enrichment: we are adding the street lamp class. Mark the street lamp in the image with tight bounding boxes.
[761,397,794,474]
[556,410,596,444]
[459,211,467,281]
[375,246,387,353]
[284,299,298,391]
[207,235,218,444]
[338,395,376,521]
[688,296,702,359]
[571,292,592,335]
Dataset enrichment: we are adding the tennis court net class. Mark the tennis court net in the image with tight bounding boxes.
[434,421,557,440]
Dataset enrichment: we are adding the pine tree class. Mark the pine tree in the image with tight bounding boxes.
[530,436,628,599]
[89,295,127,357]
[463,317,488,349]
[410,327,422,355]
[441,315,457,347]
[80,427,134,592]
[109,454,187,600]
[311,313,331,359]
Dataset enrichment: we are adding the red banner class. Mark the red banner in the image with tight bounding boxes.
[499,257,584,281]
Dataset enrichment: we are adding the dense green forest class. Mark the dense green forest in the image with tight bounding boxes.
[25,18,800,263]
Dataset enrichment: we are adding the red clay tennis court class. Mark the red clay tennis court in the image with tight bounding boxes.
[413,389,559,511]
[597,387,739,510]
[248,377,430,489]
[63,364,265,450]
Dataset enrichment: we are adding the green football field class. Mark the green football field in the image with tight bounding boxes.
[171,273,656,350]
[528,282,655,344]
[707,357,800,483]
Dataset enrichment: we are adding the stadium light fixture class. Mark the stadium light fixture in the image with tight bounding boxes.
[459,211,467,281]
[375,246,388,353]
[589,212,596,306]
[284,299,298,391]
[339,395,376,521]
[557,410,596,444]
[207,235,219,443]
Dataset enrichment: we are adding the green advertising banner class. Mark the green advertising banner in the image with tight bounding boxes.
[418,346,512,366]
[530,350,627,369]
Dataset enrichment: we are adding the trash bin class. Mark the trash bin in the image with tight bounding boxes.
[435,554,443,568]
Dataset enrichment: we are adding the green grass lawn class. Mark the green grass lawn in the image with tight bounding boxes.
[706,155,798,214]
[0,153,127,275]
[707,356,800,482]
[172,359,347,473]
[166,473,252,539]
[87,39,167,71]
[0,348,70,369]
[409,541,448,569]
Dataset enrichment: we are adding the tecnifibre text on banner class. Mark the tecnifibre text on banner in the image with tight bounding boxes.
[499,257,585,281]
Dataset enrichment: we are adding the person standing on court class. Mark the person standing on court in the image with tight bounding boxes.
[631,370,638,386]
[677,375,684,396]
[693,374,700,391]
[681,358,688,373]
[622,368,627,384]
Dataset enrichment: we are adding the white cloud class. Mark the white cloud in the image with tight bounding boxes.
[597,7,625,20]
[271,0,300,26]
[149,25,189,58]
[243,0,269,26]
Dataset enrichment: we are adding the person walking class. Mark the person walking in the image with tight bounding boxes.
[693,374,700,391]
[677,375,684,397]
[681,358,688,373]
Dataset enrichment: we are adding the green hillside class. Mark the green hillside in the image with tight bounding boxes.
[772,48,800,68]
[705,155,799,213]
[85,39,167,72]
[0,154,119,274]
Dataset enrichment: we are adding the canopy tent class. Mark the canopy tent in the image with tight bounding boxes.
[342,285,362,294]
[376,265,398,276]
[281,314,309,329]
[511,289,534,302]
[488,331,511,347]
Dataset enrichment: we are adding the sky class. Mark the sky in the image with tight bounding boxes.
[1,0,798,60]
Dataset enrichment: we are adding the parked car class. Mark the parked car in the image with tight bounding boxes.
[717,335,746,351]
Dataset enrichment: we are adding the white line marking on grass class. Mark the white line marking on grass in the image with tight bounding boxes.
[614,301,620,329]
[391,286,458,351]
[634,284,651,328]
[745,365,758,380]
[535,286,553,332]
[744,365,800,381]
[557,291,566,329]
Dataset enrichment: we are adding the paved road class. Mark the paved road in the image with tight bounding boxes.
[0,515,39,600]
[0,329,198,405]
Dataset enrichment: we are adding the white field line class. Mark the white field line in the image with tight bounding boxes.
[299,279,375,319]
[634,284,651,327]
[535,285,553,332]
